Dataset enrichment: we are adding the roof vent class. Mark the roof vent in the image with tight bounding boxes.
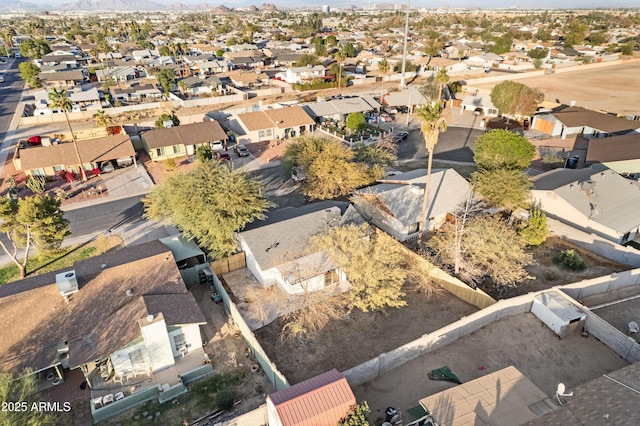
[101,264,107,269]
[126,289,133,296]
[146,314,154,322]
[324,207,341,222]
[410,185,423,195]
[56,270,79,302]
[570,100,576,107]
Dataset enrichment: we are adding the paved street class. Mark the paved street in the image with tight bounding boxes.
[0,58,26,144]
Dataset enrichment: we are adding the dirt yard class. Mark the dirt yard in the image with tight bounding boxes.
[478,236,632,299]
[254,285,478,385]
[353,313,630,424]
[472,61,640,116]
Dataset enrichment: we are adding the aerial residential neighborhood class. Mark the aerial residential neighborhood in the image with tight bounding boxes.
[1,2,640,425]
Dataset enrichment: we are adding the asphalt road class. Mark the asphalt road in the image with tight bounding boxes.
[396,125,484,163]
[63,195,146,237]
[0,58,26,143]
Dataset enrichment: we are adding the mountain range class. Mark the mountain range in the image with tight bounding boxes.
[0,1,282,12]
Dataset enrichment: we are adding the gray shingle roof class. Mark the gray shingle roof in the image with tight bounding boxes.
[238,201,365,271]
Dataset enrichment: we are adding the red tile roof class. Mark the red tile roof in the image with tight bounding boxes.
[267,369,356,426]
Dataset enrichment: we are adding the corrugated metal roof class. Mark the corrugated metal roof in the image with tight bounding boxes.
[268,369,356,426]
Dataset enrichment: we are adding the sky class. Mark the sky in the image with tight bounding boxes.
[18,0,637,7]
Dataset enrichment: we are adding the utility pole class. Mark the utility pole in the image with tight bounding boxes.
[399,0,411,88]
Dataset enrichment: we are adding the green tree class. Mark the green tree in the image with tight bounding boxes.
[620,41,634,56]
[473,129,536,171]
[196,145,212,162]
[490,80,544,119]
[487,35,512,54]
[564,21,588,47]
[428,215,532,294]
[19,38,51,58]
[338,401,371,426]
[294,53,320,67]
[334,49,346,92]
[472,168,532,209]
[48,88,87,181]
[311,225,407,313]
[527,48,549,60]
[415,101,447,239]
[283,137,371,200]
[342,42,356,57]
[143,161,273,259]
[518,208,548,246]
[18,62,41,88]
[326,35,337,47]
[0,370,55,425]
[158,45,171,57]
[155,68,176,97]
[354,142,397,168]
[0,195,70,278]
[435,68,450,102]
[155,113,180,128]
[377,58,389,91]
[346,112,366,131]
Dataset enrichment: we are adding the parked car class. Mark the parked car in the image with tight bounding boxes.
[27,135,42,145]
[291,167,306,182]
[100,161,115,173]
[210,141,224,151]
[0,76,4,83]
[214,151,231,163]
[393,131,409,142]
[233,145,249,157]
[380,113,393,122]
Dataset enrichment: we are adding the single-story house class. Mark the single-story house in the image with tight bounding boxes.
[40,52,78,67]
[189,60,230,75]
[416,56,469,74]
[236,201,365,295]
[302,96,381,123]
[231,106,315,144]
[0,240,211,423]
[585,133,640,178]
[109,83,163,104]
[228,70,270,88]
[352,169,472,241]
[141,120,228,161]
[266,369,356,426]
[14,134,136,177]
[96,66,140,83]
[38,70,85,89]
[460,94,499,116]
[381,87,429,111]
[179,75,226,96]
[531,167,640,245]
[131,49,160,62]
[532,105,640,139]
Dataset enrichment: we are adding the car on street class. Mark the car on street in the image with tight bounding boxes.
[0,76,4,83]
[393,131,409,142]
[233,145,249,157]
[214,151,231,163]
[291,166,306,182]
[380,113,393,122]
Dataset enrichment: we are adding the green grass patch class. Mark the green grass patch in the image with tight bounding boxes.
[0,235,123,285]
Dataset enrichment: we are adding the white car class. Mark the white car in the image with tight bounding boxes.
[0,76,4,83]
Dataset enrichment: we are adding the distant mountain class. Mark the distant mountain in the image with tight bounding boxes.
[166,2,211,9]
[259,3,278,12]
[0,1,41,11]
[210,4,232,13]
[57,0,165,11]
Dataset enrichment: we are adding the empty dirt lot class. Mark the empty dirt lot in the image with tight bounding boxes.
[471,60,640,116]
[354,313,630,424]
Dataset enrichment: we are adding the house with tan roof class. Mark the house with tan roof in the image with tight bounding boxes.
[38,69,85,89]
[0,241,212,423]
[231,106,316,144]
[532,105,640,139]
[228,69,270,88]
[141,120,228,161]
[266,368,356,426]
[13,134,136,178]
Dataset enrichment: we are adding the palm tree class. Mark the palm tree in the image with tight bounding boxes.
[48,89,87,181]
[415,100,447,240]
[94,109,109,128]
[377,58,390,93]
[435,68,450,102]
[334,49,346,93]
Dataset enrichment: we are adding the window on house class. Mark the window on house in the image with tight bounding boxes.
[173,333,186,351]
[155,148,163,157]
[53,165,65,172]
[324,269,340,286]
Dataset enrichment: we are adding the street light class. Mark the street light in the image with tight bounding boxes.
[399,0,411,88]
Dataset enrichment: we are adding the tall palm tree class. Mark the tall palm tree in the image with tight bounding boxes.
[334,49,346,93]
[48,89,87,181]
[415,100,447,240]
[435,68,450,102]
[94,109,109,128]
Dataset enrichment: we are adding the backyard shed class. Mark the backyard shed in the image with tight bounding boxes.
[266,368,356,426]
[531,291,586,338]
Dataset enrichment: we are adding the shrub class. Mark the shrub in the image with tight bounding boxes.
[165,158,176,171]
[26,176,46,194]
[215,389,235,410]
[519,209,548,246]
[553,249,586,271]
